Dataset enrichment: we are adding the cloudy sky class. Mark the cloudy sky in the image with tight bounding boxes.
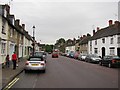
[0,0,119,44]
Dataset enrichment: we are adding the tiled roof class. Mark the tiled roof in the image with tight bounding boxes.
[90,22,120,40]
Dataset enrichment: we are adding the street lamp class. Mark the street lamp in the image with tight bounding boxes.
[32,25,35,56]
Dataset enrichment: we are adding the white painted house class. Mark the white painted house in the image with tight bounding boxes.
[65,45,75,54]
[0,5,9,64]
[88,20,120,58]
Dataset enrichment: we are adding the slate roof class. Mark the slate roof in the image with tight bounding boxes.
[79,36,91,45]
[90,22,120,40]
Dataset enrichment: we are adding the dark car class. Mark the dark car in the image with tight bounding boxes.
[85,54,101,63]
[99,55,120,68]
[52,52,59,58]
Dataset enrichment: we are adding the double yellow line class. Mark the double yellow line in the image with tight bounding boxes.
[3,78,19,90]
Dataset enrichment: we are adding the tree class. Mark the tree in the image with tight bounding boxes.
[45,44,53,52]
[55,38,66,53]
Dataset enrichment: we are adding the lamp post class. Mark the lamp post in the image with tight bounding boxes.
[32,25,35,56]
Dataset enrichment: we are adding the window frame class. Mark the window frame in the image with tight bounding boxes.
[102,38,105,44]
[1,42,6,55]
[95,40,97,45]
[110,38,114,44]
[94,48,98,54]
[118,37,120,44]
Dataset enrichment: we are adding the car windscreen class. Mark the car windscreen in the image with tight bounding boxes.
[29,57,43,61]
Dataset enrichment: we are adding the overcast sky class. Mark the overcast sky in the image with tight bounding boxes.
[0,0,119,44]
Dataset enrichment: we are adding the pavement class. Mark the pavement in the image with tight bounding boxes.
[2,58,27,89]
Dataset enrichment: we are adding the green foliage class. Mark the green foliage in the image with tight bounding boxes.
[45,44,53,52]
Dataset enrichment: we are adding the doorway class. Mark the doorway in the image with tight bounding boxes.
[117,48,120,57]
[102,47,105,58]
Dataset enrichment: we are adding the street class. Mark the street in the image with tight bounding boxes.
[10,55,118,88]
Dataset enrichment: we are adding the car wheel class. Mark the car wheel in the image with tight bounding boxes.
[108,63,112,68]
[42,69,46,73]
[85,59,87,62]
[99,61,102,66]
[24,70,28,73]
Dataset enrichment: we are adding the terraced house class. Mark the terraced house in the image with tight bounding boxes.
[0,4,33,65]
[88,20,120,58]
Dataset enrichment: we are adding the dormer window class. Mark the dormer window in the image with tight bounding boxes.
[102,38,105,43]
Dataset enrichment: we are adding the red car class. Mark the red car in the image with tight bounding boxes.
[52,52,59,58]
[74,52,80,59]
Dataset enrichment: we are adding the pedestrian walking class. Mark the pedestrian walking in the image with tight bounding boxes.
[12,52,18,70]
[5,54,10,67]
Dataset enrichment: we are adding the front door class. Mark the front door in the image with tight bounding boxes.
[117,48,120,57]
[102,47,105,58]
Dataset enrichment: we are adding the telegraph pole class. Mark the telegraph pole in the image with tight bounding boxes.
[32,26,35,56]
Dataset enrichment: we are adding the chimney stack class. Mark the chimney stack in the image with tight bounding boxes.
[97,27,100,31]
[5,4,10,17]
[87,33,91,36]
[93,30,96,35]
[114,21,119,27]
[83,35,86,37]
[15,19,20,26]
[80,36,83,40]
[22,24,25,30]
[109,20,113,26]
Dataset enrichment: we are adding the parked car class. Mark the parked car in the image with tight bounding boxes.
[74,52,80,59]
[66,52,70,57]
[99,55,120,68]
[78,54,87,61]
[85,54,101,63]
[52,51,59,58]
[24,56,46,73]
[48,52,52,54]
[69,51,75,58]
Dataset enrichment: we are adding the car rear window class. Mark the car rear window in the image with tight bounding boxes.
[29,58,43,61]
[53,52,58,54]
[104,56,112,59]
[34,52,43,56]
[112,56,120,59]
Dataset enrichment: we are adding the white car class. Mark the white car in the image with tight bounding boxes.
[78,54,87,61]
[24,56,46,73]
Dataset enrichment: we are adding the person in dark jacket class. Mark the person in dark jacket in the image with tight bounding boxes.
[6,54,10,67]
[12,52,17,70]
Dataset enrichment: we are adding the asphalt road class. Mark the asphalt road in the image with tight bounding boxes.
[10,55,119,88]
